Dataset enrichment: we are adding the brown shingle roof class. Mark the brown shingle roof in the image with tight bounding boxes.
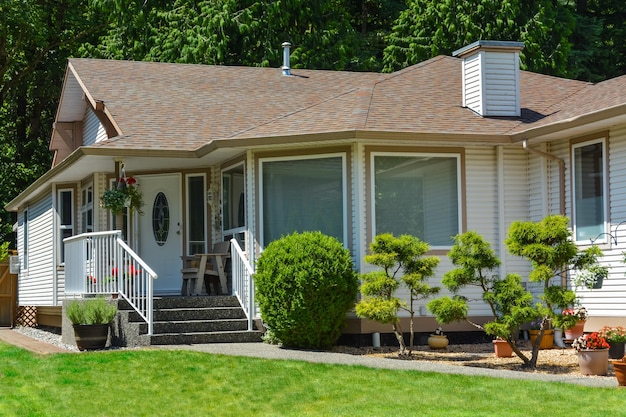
[68,56,623,150]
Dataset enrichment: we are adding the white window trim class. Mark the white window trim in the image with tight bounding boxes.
[571,137,608,244]
[259,153,348,248]
[370,151,462,250]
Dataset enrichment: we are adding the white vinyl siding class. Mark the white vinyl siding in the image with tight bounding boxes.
[82,109,107,145]
[18,194,55,306]
[575,128,626,317]
[461,51,520,117]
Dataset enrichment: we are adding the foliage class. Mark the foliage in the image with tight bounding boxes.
[426,231,536,349]
[65,298,118,325]
[356,234,440,355]
[101,177,143,215]
[0,241,9,263]
[598,326,626,344]
[254,231,358,349]
[572,332,609,351]
[573,263,608,289]
[428,215,604,369]
[382,0,574,76]
[0,0,106,232]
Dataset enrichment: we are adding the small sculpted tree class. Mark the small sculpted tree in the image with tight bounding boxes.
[355,234,440,355]
[428,215,603,368]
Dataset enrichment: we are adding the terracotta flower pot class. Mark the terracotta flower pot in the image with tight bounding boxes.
[577,349,609,375]
[493,339,513,358]
[611,361,626,386]
[529,329,554,349]
[428,334,449,350]
[564,320,585,341]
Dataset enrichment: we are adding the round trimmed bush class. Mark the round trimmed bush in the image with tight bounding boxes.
[255,231,358,349]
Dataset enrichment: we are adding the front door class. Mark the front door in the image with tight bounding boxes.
[137,174,182,295]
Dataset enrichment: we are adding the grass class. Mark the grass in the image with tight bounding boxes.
[0,341,623,417]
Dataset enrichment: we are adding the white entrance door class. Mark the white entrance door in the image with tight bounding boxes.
[137,174,182,295]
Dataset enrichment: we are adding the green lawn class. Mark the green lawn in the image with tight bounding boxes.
[0,341,623,417]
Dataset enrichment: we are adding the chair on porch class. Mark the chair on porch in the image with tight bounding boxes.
[180,241,231,296]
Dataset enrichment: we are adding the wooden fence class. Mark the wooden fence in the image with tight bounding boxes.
[0,261,17,327]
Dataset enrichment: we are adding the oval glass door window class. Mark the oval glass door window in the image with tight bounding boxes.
[152,192,169,246]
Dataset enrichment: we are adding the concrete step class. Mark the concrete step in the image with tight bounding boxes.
[149,330,263,345]
[112,295,260,347]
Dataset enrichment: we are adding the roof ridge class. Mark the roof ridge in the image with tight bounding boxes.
[228,84,378,139]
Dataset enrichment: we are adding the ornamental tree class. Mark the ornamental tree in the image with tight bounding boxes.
[355,234,440,355]
[428,215,603,369]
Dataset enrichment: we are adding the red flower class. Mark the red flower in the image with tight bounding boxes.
[126,177,137,185]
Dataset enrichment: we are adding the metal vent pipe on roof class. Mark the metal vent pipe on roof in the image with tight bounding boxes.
[281,42,292,76]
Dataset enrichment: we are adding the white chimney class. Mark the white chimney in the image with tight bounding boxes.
[453,40,524,117]
[281,42,292,76]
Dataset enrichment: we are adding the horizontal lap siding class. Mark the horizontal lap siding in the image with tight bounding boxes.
[463,147,499,315]
[501,147,532,293]
[576,126,626,316]
[19,194,55,306]
[82,109,107,145]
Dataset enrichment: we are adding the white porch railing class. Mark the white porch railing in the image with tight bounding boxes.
[230,238,257,331]
[64,231,157,335]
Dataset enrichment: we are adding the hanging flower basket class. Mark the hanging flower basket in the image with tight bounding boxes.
[101,176,144,215]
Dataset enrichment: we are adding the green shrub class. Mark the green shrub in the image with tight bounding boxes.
[66,298,117,325]
[255,231,358,349]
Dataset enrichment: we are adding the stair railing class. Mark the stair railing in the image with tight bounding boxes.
[229,238,256,331]
[64,230,157,334]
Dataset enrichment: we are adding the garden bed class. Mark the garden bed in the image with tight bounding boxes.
[332,341,617,377]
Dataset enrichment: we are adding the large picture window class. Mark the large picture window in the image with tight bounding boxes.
[572,139,606,242]
[260,154,346,247]
[372,153,460,247]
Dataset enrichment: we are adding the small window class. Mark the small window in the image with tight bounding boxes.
[80,185,93,233]
[58,189,74,262]
[186,175,206,254]
[152,192,170,246]
[572,139,606,242]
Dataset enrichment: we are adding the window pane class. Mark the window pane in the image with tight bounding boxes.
[374,155,458,246]
[262,157,343,246]
[188,176,205,254]
[60,191,72,225]
[574,142,604,241]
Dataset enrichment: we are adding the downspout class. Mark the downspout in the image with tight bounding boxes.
[522,140,567,287]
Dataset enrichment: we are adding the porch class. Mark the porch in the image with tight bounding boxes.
[63,231,261,347]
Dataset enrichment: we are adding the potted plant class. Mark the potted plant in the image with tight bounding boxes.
[560,306,588,341]
[428,327,449,350]
[493,337,513,358]
[101,176,144,215]
[598,326,626,359]
[65,298,118,350]
[611,355,626,386]
[574,264,609,289]
[572,332,610,375]
[528,319,554,349]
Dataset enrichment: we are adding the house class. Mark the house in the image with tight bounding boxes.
[6,40,626,341]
